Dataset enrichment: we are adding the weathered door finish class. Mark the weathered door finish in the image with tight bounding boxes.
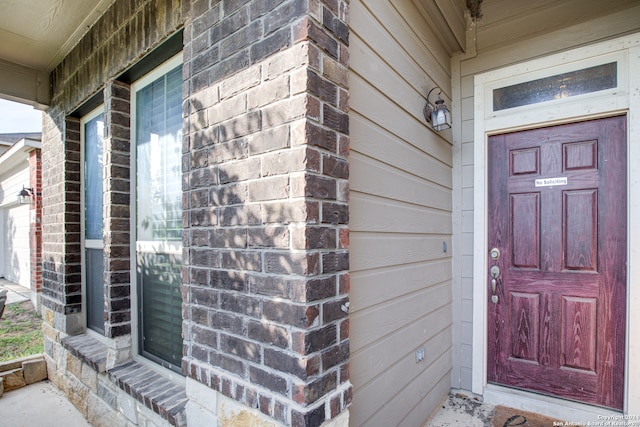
[487,116,626,409]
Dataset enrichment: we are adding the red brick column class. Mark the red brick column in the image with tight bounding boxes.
[29,149,42,301]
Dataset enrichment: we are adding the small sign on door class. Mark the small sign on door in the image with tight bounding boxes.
[535,177,568,187]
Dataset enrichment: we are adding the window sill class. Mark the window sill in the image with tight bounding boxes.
[61,334,108,373]
[61,334,187,426]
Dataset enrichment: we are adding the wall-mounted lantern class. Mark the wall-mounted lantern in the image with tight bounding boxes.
[424,87,451,131]
[17,186,34,205]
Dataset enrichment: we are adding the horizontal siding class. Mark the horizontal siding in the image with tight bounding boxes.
[351,330,453,426]
[350,192,451,235]
[350,260,451,310]
[350,111,452,186]
[350,282,451,354]
[350,152,451,211]
[350,233,450,272]
[349,0,454,425]
[0,165,29,207]
[350,0,451,95]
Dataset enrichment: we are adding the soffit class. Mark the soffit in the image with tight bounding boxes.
[415,0,640,55]
[3,0,639,106]
[0,0,116,107]
[475,0,640,52]
[2,0,639,72]
[414,0,468,54]
[0,0,115,73]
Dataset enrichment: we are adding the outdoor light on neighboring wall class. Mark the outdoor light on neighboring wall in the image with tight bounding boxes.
[17,186,34,205]
[424,87,451,131]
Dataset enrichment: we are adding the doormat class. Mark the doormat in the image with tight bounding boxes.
[491,406,580,427]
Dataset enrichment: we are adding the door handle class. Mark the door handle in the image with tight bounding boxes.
[490,265,500,304]
[490,265,500,278]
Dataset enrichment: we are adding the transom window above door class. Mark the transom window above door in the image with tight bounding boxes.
[493,62,617,111]
[481,51,627,118]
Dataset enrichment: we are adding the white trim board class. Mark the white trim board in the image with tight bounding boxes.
[472,33,640,416]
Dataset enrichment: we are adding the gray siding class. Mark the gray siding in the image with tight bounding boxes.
[348,0,453,425]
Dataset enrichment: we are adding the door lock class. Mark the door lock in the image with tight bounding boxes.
[490,248,501,260]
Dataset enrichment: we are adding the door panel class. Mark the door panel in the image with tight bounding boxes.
[510,193,540,269]
[487,116,626,410]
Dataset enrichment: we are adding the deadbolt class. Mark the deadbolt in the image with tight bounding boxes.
[490,248,501,261]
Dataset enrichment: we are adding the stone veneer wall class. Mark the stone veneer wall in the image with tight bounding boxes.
[41,1,351,426]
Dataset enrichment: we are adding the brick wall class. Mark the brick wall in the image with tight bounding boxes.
[50,1,188,114]
[102,80,132,342]
[42,0,352,426]
[41,112,84,334]
[42,0,186,336]
[182,1,351,425]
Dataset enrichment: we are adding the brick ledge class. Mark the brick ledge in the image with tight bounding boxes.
[108,361,187,427]
[62,334,187,426]
[61,334,108,373]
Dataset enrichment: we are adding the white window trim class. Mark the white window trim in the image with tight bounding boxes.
[472,33,640,419]
[130,52,183,379]
[85,239,103,249]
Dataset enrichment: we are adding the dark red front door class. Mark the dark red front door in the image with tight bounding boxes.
[487,116,626,409]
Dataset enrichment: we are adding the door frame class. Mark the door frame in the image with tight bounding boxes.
[472,33,640,418]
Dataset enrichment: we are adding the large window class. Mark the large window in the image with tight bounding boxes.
[132,55,183,372]
[82,107,105,334]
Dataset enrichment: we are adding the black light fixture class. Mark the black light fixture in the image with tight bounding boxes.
[424,87,452,131]
[17,186,34,205]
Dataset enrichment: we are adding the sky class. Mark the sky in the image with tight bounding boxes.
[0,98,43,133]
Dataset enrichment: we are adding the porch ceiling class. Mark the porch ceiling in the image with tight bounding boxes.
[2,0,639,108]
[415,0,640,56]
[0,0,115,109]
[475,0,640,52]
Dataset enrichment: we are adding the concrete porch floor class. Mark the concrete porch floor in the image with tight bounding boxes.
[424,392,583,427]
[0,380,91,426]
[0,278,91,426]
[0,278,31,306]
[424,392,496,427]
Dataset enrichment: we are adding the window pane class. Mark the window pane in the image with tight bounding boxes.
[493,62,617,111]
[138,252,182,370]
[136,66,182,242]
[86,247,104,333]
[84,111,105,335]
[135,63,183,371]
[85,114,104,240]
